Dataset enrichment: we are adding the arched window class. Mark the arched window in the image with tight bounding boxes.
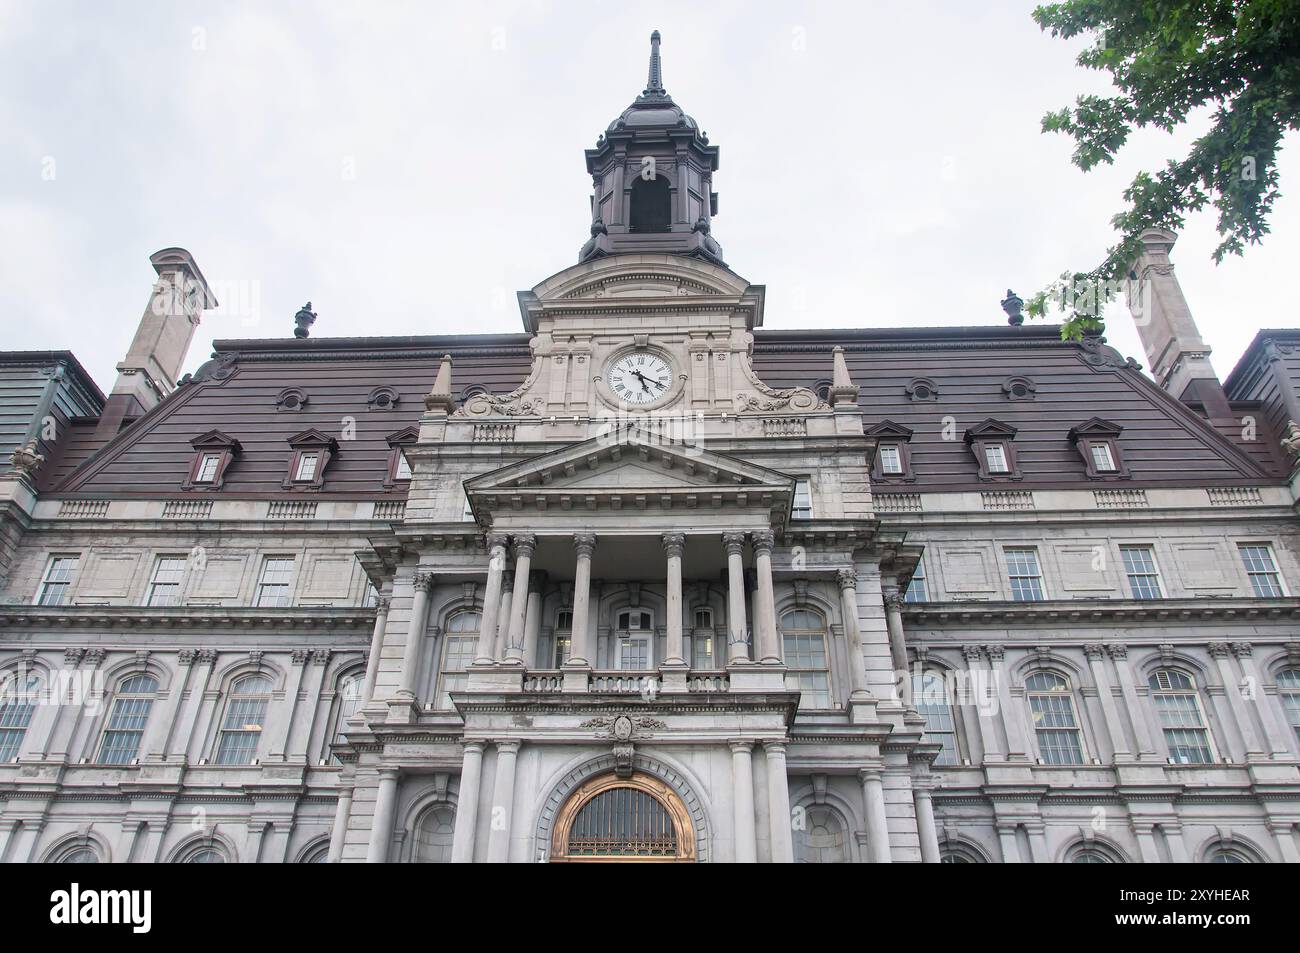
[438,610,481,708]
[413,804,456,863]
[1066,841,1124,863]
[97,672,159,765]
[55,845,100,863]
[780,609,831,709]
[214,674,273,765]
[327,672,363,763]
[911,669,959,765]
[1148,669,1214,764]
[299,841,329,863]
[794,804,849,863]
[1025,671,1085,764]
[1207,845,1252,863]
[1276,669,1300,746]
[691,607,716,669]
[628,175,671,233]
[177,845,226,863]
[615,609,654,670]
[940,843,985,864]
[551,773,694,862]
[0,669,44,762]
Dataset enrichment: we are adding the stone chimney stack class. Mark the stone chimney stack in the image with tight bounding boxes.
[1125,228,1231,418]
[94,248,217,439]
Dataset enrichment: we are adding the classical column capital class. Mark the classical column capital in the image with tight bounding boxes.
[462,740,486,755]
[1083,643,1105,661]
[662,533,686,559]
[1208,641,1231,659]
[376,596,392,612]
[495,740,522,755]
[312,648,332,666]
[835,568,858,592]
[764,741,788,758]
[729,740,754,755]
[1106,643,1128,660]
[961,644,983,663]
[985,644,1006,662]
[1230,641,1253,659]
[485,532,510,553]
[512,534,537,559]
[722,532,747,557]
[573,533,598,559]
[857,766,884,783]
[178,649,198,666]
[412,571,435,592]
[751,529,775,555]
[882,588,904,612]
[291,649,310,666]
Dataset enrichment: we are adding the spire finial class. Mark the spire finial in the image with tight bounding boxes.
[645,30,664,95]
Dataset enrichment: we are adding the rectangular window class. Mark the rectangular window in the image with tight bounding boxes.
[394,451,412,481]
[256,557,295,608]
[878,445,903,475]
[147,555,188,607]
[98,697,153,764]
[295,452,319,482]
[1239,543,1283,597]
[903,559,928,603]
[37,554,80,606]
[214,698,268,765]
[783,634,831,709]
[911,672,958,765]
[1005,548,1044,601]
[1120,545,1163,600]
[984,444,1009,473]
[1152,693,1214,764]
[792,478,813,519]
[691,608,715,668]
[195,453,221,483]
[439,636,478,708]
[0,678,39,762]
[553,609,573,668]
[1089,443,1117,472]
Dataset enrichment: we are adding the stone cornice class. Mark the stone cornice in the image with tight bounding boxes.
[0,605,376,631]
[902,597,1300,627]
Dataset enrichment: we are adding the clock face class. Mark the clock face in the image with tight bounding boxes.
[608,351,672,406]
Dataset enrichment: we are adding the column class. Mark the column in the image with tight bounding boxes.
[963,645,999,761]
[881,585,909,675]
[494,573,514,661]
[450,742,485,863]
[1109,644,1158,759]
[327,782,354,862]
[504,537,536,663]
[521,571,545,668]
[267,650,311,760]
[360,596,391,705]
[142,649,196,760]
[912,779,941,863]
[987,645,1029,760]
[365,768,400,863]
[1233,642,1293,758]
[731,741,757,862]
[1026,823,1049,863]
[1084,643,1131,760]
[565,535,597,667]
[286,649,330,759]
[752,531,781,664]
[1210,642,1264,758]
[859,768,893,863]
[765,742,794,863]
[663,534,686,666]
[474,534,510,664]
[1132,823,1161,863]
[486,741,520,862]
[170,649,216,761]
[1268,820,1300,863]
[396,572,434,699]
[996,823,1021,863]
[723,533,750,663]
[836,570,871,698]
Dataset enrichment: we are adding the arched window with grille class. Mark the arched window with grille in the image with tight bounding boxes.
[1066,841,1124,863]
[438,610,481,708]
[1276,669,1300,747]
[177,844,227,863]
[1025,671,1085,764]
[911,669,959,765]
[550,773,695,862]
[54,845,101,863]
[213,674,273,765]
[1207,844,1253,863]
[780,608,831,709]
[0,669,44,763]
[1148,669,1215,764]
[98,672,159,764]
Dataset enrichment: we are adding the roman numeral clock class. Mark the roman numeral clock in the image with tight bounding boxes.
[599,345,683,411]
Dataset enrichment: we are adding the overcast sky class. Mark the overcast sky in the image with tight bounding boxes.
[2,0,1297,392]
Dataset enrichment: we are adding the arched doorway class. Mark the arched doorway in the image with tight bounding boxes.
[550,772,696,862]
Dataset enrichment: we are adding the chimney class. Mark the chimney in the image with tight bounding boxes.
[1125,229,1231,418]
[96,248,217,437]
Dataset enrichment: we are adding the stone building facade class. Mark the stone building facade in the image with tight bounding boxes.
[1,34,1299,864]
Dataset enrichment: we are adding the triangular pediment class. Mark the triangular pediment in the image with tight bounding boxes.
[464,428,795,497]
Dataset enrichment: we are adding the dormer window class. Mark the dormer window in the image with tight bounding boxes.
[384,427,419,489]
[867,421,916,482]
[283,429,339,490]
[964,419,1020,481]
[183,431,241,490]
[1068,418,1128,479]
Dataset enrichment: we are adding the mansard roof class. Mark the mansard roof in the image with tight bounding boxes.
[45,324,1281,499]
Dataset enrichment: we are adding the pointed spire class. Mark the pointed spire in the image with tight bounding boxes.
[830,346,860,406]
[644,30,665,96]
[424,354,455,413]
